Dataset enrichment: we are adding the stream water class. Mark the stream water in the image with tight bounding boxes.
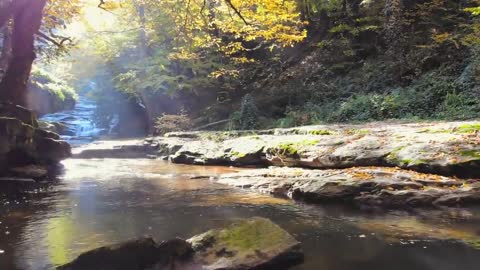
[1,99,480,270]
[1,158,480,270]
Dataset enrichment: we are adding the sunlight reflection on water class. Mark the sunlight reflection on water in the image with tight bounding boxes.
[0,159,479,270]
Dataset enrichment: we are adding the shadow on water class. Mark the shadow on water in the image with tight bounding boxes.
[0,159,479,270]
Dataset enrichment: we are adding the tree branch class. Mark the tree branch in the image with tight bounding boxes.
[98,0,106,10]
[224,0,249,25]
[98,0,115,14]
[36,31,67,48]
[200,0,207,14]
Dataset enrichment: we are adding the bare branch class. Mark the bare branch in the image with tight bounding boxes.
[98,0,115,14]
[200,0,207,14]
[224,0,249,25]
[98,0,106,9]
[36,31,70,48]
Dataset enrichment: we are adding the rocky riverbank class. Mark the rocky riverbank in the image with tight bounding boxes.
[0,103,71,180]
[219,167,480,207]
[73,120,480,208]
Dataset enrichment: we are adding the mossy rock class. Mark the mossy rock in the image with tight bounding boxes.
[455,124,480,134]
[460,150,480,159]
[188,217,303,270]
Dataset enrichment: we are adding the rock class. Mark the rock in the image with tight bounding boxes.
[71,120,480,178]
[35,137,71,164]
[60,219,303,270]
[0,105,71,178]
[218,167,480,208]
[0,117,36,172]
[0,103,38,127]
[188,217,303,270]
[58,238,193,270]
[53,122,75,135]
[38,120,73,135]
[0,177,36,183]
[38,120,57,132]
[9,165,48,178]
[147,121,480,178]
[72,140,153,159]
[35,128,61,140]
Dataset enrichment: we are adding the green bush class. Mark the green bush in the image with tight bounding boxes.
[30,66,77,102]
[230,94,259,130]
[273,70,480,126]
[438,91,480,119]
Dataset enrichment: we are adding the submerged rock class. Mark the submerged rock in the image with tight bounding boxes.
[218,167,480,208]
[58,238,193,270]
[59,218,303,270]
[188,217,303,270]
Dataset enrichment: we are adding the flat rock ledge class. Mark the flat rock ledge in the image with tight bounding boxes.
[75,121,480,178]
[219,167,480,208]
[59,217,303,270]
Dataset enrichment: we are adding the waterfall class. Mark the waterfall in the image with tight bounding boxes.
[40,96,106,145]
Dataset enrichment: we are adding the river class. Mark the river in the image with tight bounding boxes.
[1,99,480,270]
[1,158,480,269]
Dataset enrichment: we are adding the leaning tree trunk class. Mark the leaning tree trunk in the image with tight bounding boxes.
[0,0,47,107]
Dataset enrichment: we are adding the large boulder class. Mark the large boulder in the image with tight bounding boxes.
[188,217,303,270]
[0,103,38,127]
[0,103,71,178]
[59,218,303,270]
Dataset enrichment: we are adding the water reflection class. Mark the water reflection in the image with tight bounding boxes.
[0,159,479,270]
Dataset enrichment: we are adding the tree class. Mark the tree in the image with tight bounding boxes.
[0,22,12,75]
[0,0,47,106]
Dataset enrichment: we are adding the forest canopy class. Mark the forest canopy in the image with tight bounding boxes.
[0,0,479,134]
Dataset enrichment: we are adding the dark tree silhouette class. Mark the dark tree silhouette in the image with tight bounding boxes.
[0,0,47,106]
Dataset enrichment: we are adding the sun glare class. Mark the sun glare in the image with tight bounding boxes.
[64,0,118,38]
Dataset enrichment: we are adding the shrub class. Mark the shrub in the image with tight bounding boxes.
[30,66,77,102]
[438,91,480,120]
[230,94,259,130]
[154,112,193,135]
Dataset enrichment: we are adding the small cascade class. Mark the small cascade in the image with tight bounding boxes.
[40,96,106,145]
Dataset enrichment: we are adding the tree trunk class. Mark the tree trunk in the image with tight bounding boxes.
[384,0,403,56]
[134,1,150,58]
[0,0,47,106]
[0,0,14,29]
[0,23,12,78]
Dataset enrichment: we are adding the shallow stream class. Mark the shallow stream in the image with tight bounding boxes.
[1,158,480,270]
